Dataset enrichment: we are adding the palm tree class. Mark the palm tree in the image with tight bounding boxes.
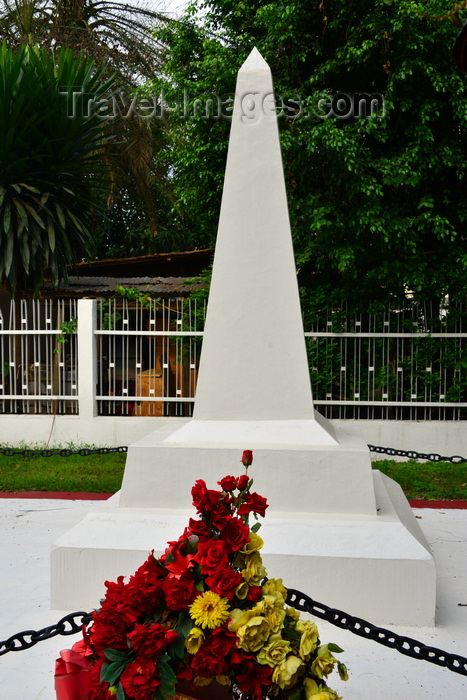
[0,41,115,296]
[0,0,168,84]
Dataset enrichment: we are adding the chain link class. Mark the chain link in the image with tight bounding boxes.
[368,444,467,464]
[285,589,467,676]
[0,444,465,464]
[0,612,92,656]
[2,593,467,677]
[0,445,466,674]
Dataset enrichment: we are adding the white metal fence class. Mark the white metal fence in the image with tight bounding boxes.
[0,299,78,415]
[0,297,466,420]
[306,300,467,420]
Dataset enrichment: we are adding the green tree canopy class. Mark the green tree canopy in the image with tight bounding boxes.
[0,42,114,296]
[153,0,467,310]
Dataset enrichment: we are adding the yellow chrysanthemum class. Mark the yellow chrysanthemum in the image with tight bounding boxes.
[189,591,230,629]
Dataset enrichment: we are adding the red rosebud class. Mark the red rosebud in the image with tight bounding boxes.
[241,450,253,467]
[246,586,263,602]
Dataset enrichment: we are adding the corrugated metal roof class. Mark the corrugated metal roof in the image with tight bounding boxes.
[43,276,204,297]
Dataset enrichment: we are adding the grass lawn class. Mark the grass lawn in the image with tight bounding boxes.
[0,449,465,500]
[373,459,467,501]
[0,450,126,493]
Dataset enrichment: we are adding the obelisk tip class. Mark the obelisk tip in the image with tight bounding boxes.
[240,47,269,71]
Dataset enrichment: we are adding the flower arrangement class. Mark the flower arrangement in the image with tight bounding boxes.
[59,450,347,700]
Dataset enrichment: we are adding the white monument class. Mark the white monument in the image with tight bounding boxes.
[51,49,436,626]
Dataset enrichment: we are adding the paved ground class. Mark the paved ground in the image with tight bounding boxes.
[1,498,467,699]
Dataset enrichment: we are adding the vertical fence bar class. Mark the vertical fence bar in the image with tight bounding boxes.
[77,298,97,419]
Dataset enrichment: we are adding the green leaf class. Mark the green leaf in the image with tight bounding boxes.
[175,612,194,637]
[327,643,344,654]
[157,653,177,694]
[168,632,185,661]
[251,522,262,533]
[104,648,132,663]
[12,197,29,229]
[116,683,126,700]
[102,658,132,686]
[3,201,11,234]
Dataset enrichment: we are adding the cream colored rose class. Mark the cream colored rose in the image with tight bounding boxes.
[304,678,342,700]
[185,627,205,654]
[241,532,264,553]
[285,606,300,622]
[242,551,267,587]
[299,621,319,659]
[265,606,286,634]
[271,654,305,689]
[256,633,291,667]
[228,607,256,632]
[236,615,271,653]
[310,645,338,679]
[262,578,287,606]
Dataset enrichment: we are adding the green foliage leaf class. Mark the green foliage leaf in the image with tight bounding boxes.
[156,654,177,696]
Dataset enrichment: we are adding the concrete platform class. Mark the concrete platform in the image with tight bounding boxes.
[0,497,466,698]
[50,470,436,625]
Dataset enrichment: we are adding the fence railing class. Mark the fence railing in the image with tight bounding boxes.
[0,298,78,415]
[0,297,466,420]
[306,300,467,420]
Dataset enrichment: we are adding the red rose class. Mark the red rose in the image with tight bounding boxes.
[193,539,229,573]
[205,566,243,599]
[237,474,250,491]
[163,571,197,610]
[188,518,211,540]
[128,623,178,658]
[218,475,238,492]
[191,480,223,514]
[241,450,253,467]
[120,658,160,700]
[246,586,263,602]
[237,492,268,517]
[220,516,250,552]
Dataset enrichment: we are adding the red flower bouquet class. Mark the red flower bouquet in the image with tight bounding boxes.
[66,452,347,700]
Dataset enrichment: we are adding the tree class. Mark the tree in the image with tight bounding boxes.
[0,0,176,247]
[0,42,114,296]
[0,0,168,84]
[154,0,467,310]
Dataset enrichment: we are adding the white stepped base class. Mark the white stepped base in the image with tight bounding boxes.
[118,417,377,516]
[51,471,436,626]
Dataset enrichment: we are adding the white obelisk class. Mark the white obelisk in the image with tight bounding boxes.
[164,48,335,446]
[52,49,436,626]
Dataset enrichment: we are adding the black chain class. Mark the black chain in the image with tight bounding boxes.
[0,446,128,457]
[2,593,467,677]
[0,444,465,464]
[0,612,92,656]
[368,444,467,464]
[285,589,467,675]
